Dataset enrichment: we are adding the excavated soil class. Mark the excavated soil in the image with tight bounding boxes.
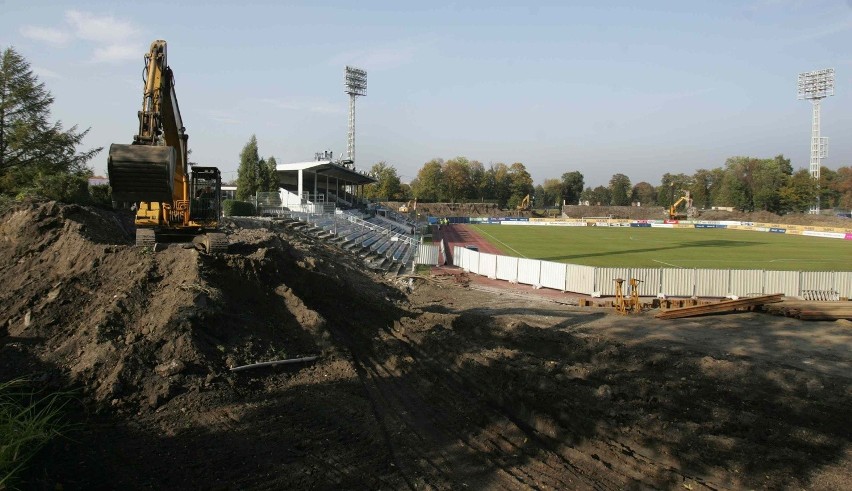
[1,201,851,490]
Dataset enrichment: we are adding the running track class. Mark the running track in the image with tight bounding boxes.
[433,224,501,265]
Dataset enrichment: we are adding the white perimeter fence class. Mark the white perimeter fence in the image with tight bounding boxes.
[453,246,852,299]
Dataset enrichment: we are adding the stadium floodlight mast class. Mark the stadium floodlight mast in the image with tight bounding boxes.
[797,68,835,214]
[344,66,367,166]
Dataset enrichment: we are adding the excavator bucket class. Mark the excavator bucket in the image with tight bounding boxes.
[107,144,175,203]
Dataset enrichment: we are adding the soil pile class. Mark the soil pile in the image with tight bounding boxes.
[1,200,850,490]
[0,201,409,488]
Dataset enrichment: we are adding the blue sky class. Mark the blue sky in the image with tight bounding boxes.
[2,0,851,187]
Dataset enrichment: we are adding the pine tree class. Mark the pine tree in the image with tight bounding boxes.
[236,135,259,201]
[0,46,100,195]
[264,156,279,192]
[257,157,268,192]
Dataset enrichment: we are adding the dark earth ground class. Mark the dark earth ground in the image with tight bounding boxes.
[1,201,850,490]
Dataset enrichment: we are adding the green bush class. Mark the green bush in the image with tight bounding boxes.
[88,184,113,208]
[11,172,93,205]
[222,199,255,217]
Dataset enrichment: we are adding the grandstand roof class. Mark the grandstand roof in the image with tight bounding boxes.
[276,160,376,185]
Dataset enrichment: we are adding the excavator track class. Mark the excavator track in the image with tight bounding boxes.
[205,233,228,254]
[136,228,156,247]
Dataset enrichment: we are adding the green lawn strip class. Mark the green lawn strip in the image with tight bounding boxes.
[469,225,852,271]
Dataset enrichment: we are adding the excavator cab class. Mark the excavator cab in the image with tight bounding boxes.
[190,167,222,221]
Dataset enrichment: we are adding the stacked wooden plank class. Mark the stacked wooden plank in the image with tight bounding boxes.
[764,300,852,321]
[655,294,784,320]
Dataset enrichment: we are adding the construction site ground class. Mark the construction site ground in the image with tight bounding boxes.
[1,201,851,490]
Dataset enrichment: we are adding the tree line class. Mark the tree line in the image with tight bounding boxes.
[363,154,852,214]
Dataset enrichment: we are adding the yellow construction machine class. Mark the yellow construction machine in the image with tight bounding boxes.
[516,194,531,211]
[399,199,416,213]
[665,190,697,220]
[108,40,227,253]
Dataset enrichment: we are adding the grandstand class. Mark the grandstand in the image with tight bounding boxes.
[280,208,420,274]
[238,157,429,273]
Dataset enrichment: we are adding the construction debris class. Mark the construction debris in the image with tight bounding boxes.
[655,294,784,319]
[230,356,319,372]
[763,301,852,321]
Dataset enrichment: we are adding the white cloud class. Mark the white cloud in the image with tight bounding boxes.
[18,10,143,64]
[20,26,70,45]
[91,44,139,63]
[791,18,852,42]
[206,111,242,125]
[33,66,61,79]
[65,10,139,43]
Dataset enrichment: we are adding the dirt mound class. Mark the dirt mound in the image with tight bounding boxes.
[0,201,392,413]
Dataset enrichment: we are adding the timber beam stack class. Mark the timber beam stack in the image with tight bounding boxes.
[763,301,852,321]
[655,294,784,320]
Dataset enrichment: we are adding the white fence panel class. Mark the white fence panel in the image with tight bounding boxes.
[631,268,662,297]
[454,246,474,272]
[450,246,461,270]
[467,250,482,274]
[661,268,695,297]
[729,270,764,297]
[565,264,595,295]
[415,244,438,265]
[479,253,498,279]
[540,261,567,291]
[517,258,542,286]
[765,270,799,297]
[496,255,519,282]
[801,271,834,291]
[695,269,729,297]
[595,268,631,296]
[834,272,852,298]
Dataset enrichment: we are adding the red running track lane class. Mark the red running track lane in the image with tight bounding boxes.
[433,224,502,265]
[431,224,587,303]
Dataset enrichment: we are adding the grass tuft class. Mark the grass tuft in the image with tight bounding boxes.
[0,378,70,489]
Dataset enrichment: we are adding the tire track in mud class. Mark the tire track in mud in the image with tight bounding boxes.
[383,325,614,490]
[332,305,610,489]
[376,315,720,490]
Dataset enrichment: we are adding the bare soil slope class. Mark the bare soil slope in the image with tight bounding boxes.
[1,201,850,490]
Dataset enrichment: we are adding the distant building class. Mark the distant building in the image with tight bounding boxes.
[88,176,109,186]
[221,185,237,201]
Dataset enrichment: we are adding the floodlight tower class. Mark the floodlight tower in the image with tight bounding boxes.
[344,66,367,166]
[797,68,835,214]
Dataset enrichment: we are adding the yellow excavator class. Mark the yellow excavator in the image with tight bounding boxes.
[666,190,697,220]
[108,40,227,253]
[516,194,531,211]
[399,199,416,213]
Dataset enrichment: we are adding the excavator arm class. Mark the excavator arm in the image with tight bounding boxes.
[108,40,189,208]
[667,191,695,220]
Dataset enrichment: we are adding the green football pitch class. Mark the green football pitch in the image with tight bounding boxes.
[468,224,852,271]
